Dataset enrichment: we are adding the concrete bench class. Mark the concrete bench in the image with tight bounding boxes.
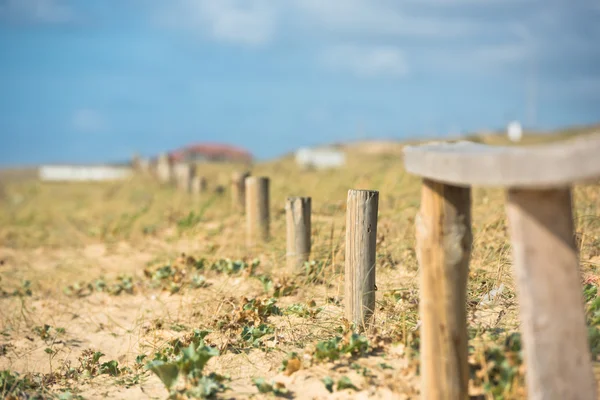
[403,133,600,400]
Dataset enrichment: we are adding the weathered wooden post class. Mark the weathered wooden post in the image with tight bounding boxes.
[131,152,141,170]
[402,134,600,400]
[190,176,207,195]
[156,153,172,185]
[286,197,311,271]
[415,180,471,400]
[506,188,596,399]
[245,176,270,247]
[132,153,150,175]
[138,158,150,175]
[232,171,251,212]
[186,164,197,193]
[345,189,378,331]
[173,163,192,192]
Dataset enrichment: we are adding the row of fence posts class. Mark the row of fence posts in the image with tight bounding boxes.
[135,150,599,398]
[236,173,380,330]
[135,153,382,330]
[143,153,209,195]
[117,152,425,389]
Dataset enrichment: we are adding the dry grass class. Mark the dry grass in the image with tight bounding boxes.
[1,136,599,399]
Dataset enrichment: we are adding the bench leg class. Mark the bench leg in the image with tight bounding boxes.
[416,179,472,400]
[506,187,596,400]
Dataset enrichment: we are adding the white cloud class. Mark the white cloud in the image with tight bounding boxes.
[0,0,74,24]
[157,0,492,46]
[149,0,594,78]
[403,0,538,5]
[470,43,530,65]
[418,42,531,77]
[548,76,600,101]
[291,0,479,38]
[159,0,279,47]
[71,109,106,133]
[322,44,408,78]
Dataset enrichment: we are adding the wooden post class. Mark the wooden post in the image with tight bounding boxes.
[185,164,197,193]
[415,179,471,400]
[505,188,596,400]
[131,154,149,174]
[286,197,311,271]
[156,153,172,184]
[138,158,150,174]
[345,189,378,330]
[232,171,251,212]
[132,153,141,170]
[245,176,270,247]
[190,176,207,195]
[173,163,191,192]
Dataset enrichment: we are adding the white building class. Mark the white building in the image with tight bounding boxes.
[295,147,346,170]
[38,165,133,182]
[507,121,523,142]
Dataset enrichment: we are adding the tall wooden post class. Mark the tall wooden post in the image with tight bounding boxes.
[156,153,172,185]
[415,179,471,400]
[132,153,150,174]
[245,176,270,247]
[138,158,150,175]
[286,197,311,271]
[173,163,192,192]
[190,176,207,195]
[232,171,251,212]
[131,153,141,170]
[506,188,596,400]
[345,189,378,330]
[186,164,197,193]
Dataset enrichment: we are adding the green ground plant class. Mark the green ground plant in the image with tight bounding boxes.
[1,131,599,398]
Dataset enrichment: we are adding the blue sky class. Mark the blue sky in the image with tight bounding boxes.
[1,0,599,165]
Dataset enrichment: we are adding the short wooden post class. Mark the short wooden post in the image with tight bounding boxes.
[245,176,270,247]
[131,153,141,170]
[232,171,251,212]
[173,163,191,192]
[345,189,378,330]
[415,179,471,400]
[190,176,207,195]
[156,153,172,184]
[132,154,150,174]
[505,188,596,400]
[138,158,150,174]
[286,197,311,271]
[186,164,197,193]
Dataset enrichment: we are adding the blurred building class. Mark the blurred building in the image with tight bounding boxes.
[167,143,253,164]
[295,146,346,170]
[39,165,133,182]
[507,121,523,142]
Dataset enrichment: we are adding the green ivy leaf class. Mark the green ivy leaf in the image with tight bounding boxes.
[253,377,273,393]
[146,360,180,390]
[100,360,120,376]
[322,376,334,393]
[336,376,358,391]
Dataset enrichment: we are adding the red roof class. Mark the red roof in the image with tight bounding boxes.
[168,143,252,163]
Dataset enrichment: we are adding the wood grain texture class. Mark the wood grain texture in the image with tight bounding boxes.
[416,179,472,400]
[232,171,251,213]
[156,153,172,185]
[173,163,193,192]
[506,188,596,400]
[286,197,311,271]
[187,164,197,193]
[345,189,378,330]
[403,132,600,188]
[190,175,207,195]
[245,176,270,247]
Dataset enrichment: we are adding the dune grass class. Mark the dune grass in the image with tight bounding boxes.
[1,138,599,399]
